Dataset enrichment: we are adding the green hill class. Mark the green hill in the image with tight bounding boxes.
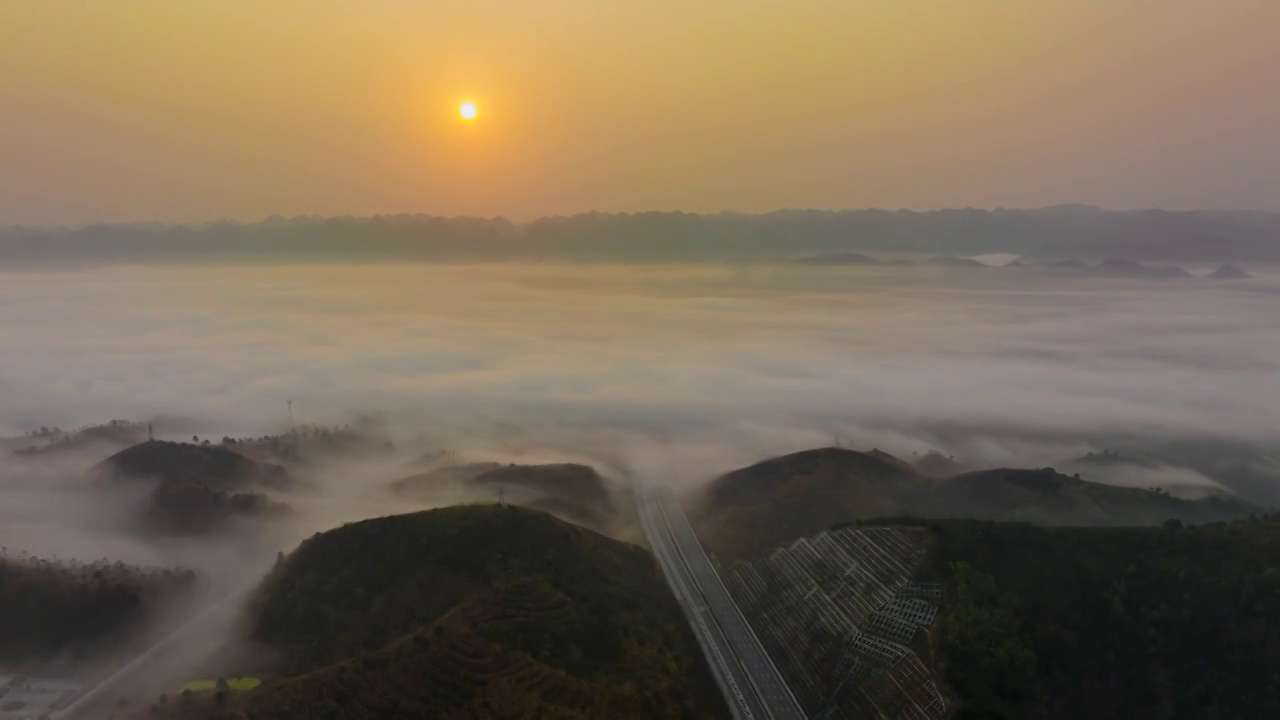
[898,516,1280,719]
[93,441,292,533]
[911,467,1257,526]
[691,448,1262,565]
[211,505,724,719]
[691,447,924,564]
[95,440,291,491]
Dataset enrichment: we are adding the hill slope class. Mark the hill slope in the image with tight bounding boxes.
[0,554,194,668]
[391,462,635,540]
[692,447,925,564]
[909,517,1280,719]
[692,448,1262,565]
[93,441,291,533]
[910,468,1257,526]
[233,505,724,719]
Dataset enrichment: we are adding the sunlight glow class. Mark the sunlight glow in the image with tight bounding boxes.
[458,101,478,121]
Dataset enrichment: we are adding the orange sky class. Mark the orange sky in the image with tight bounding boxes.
[1,1,1277,224]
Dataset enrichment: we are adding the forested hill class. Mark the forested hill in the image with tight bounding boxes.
[178,505,725,719]
[690,447,1260,565]
[890,516,1280,719]
[0,553,195,668]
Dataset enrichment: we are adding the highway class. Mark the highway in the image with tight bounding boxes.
[636,486,807,720]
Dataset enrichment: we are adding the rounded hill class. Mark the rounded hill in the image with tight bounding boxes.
[240,504,725,719]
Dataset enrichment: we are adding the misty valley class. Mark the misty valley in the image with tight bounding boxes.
[0,260,1277,719]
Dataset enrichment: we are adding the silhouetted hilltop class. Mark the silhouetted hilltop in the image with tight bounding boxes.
[233,505,725,719]
[219,420,396,467]
[96,441,290,490]
[693,447,924,563]
[910,468,1257,526]
[391,461,633,539]
[692,448,1262,564]
[390,462,504,495]
[93,441,292,533]
[470,463,616,510]
[9,419,148,457]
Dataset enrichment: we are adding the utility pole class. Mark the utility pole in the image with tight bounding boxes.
[286,399,294,426]
[148,422,153,441]
[498,486,506,506]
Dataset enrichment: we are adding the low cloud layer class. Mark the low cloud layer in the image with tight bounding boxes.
[3,263,1277,449]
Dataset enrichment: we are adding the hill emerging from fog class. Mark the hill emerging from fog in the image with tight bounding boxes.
[7,419,149,457]
[0,553,194,668]
[691,447,1262,564]
[212,505,725,720]
[692,447,926,564]
[93,441,292,534]
[391,461,637,540]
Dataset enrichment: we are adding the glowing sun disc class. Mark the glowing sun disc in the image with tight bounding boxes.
[459,101,478,121]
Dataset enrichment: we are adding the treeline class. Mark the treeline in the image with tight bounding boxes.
[11,419,147,456]
[896,517,1280,719]
[0,552,195,665]
[219,422,394,465]
[4,206,1279,264]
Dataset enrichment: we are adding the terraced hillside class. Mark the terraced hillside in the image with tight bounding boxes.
[724,526,949,719]
[198,505,725,719]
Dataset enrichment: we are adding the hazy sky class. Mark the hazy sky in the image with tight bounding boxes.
[2,1,1278,224]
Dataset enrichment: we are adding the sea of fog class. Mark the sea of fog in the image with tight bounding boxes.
[1,261,1278,477]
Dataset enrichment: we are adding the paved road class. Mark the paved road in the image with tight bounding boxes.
[637,487,807,720]
[52,576,262,719]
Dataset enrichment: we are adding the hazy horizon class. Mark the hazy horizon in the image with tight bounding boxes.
[5,2,1279,225]
[8,203,1280,231]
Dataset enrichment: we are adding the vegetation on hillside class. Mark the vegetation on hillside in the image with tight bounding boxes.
[172,505,724,719]
[391,462,637,540]
[877,517,1280,719]
[0,551,194,667]
[219,420,395,466]
[93,441,292,534]
[692,447,920,564]
[691,447,1262,565]
[8,418,148,456]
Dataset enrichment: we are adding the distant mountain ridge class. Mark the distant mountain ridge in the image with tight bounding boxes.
[4,207,1279,263]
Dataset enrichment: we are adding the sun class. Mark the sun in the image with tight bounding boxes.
[458,101,478,121]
